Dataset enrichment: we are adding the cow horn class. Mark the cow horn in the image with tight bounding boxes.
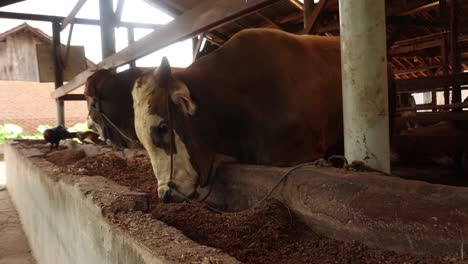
[154,56,172,88]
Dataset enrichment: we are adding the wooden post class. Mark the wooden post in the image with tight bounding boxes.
[441,34,450,105]
[303,0,314,29]
[303,0,328,34]
[450,0,462,109]
[127,27,136,68]
[52,18,65,126]
[99,0,116,59]
[61,0,88,31]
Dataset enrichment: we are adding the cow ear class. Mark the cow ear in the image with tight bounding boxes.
[153,56,172,87]
[170,80,197,115]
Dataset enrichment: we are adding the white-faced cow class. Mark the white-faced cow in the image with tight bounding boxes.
[132,28,395,202]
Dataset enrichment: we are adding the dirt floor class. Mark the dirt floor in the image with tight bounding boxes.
[0,151,36,264]
[42,145,462,264]
[0,190,36,264]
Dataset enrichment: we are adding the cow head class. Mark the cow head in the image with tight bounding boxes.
[85,68,143,148]
[84,69,113,141]
[132,57,199,202]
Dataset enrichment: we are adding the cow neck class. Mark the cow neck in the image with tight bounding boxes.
[167,82,218,187]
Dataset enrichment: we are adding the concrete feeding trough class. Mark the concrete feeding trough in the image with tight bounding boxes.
[5,141,238,264]
[207,165,468,255]
[4,140,466,263]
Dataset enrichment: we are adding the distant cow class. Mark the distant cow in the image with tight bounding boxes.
[85,68,146,148]
[132,28,396,201]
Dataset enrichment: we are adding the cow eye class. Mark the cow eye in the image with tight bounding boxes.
[157,121,169,134]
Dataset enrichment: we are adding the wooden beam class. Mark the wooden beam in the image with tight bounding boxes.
[386,16,445,28]
[114,0,125,25]
[142,0,183,16]
[0,0,24,7]
[394,62,438,75]
[0,11,162,29]
[390,34,468,56]
[397,101,468,112]
[257,12,282,29]
[287,0,304,11]
[52,19,65,126]
[396,72,468,93]
[61,94,86,101]
[276,11,303,24]
[207,1,280,32]
[52,0,277,99]
[61,0,87,31]
[396,111,468,124]
[192,33,205,61]
[393,58,468,75]
[127,27,136,68]
[387,0,439,16]
[313,1,445,35]
[303,0,328,34]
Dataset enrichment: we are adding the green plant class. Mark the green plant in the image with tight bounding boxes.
[0,122,91,144]
[0,124,29,144]
[68,122,91,133]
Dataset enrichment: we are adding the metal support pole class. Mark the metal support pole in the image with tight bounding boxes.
[127,27,136,68]
[99,0,116,59]
[52,18,65,126]
[339,0,390,173]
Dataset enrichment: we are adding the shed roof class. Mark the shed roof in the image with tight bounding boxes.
[0,22,96,68]
[145,0,468,80]
[0,22,51,42]
[1,0,466,80]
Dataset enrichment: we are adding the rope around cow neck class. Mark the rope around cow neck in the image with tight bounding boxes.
[99,112,140,146]
[88,102,139,147]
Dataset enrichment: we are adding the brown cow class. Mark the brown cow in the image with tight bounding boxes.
[85,68,147,148]
[132,28,396,201]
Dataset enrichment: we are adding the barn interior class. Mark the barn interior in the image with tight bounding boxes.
[1,0,468,263]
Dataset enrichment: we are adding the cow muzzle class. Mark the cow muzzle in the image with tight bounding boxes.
[158,182,199,203]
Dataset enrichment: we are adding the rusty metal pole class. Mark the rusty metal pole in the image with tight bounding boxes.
[52,18,65,126]
[339,0,390,173]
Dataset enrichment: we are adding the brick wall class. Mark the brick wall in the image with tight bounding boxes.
[0,80,88,134]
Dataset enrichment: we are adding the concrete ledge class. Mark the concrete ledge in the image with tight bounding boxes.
[5,142,239,264]
[208,164,468,255]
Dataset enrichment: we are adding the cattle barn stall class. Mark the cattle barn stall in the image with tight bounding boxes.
[2,0,468,263]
